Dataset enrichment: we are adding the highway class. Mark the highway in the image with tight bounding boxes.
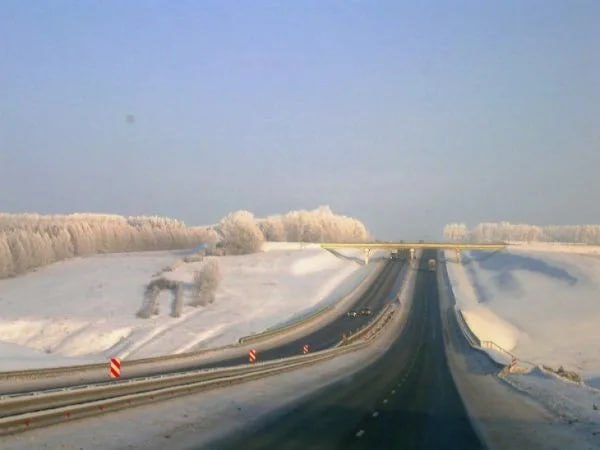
[0,260,409,435]
[214,251,482,450]
[0,259,405,396]
[196,259,405,367]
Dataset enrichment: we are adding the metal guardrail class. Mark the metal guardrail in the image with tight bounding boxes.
[480,340,515,359]
[453,307,534,371]
[0,357,327,418]
[454,307,481,348]
[339,304,394,346]
[238,305,335,345]
[0,349,359,436]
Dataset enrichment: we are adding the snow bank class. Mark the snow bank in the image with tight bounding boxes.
[444,253,519,354]
[445,247,600,384]
[0,246,370,370]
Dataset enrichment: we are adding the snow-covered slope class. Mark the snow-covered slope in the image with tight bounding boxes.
[446,245,600,437]
[0,244,371,370]
[445,247,600,385]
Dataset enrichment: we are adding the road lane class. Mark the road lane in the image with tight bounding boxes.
[214,251,482,450]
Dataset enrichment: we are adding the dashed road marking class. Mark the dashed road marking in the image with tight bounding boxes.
[356,429,365,438]
[372,411,380,418]
[383,399,388,404]
[391,390,396,394]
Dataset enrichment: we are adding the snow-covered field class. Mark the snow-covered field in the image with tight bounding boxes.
[445,244,600,437]
[0,243,371,370]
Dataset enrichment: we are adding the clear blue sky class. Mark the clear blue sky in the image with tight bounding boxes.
[1,1,599,239]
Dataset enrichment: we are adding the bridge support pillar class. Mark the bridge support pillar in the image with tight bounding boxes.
[363,248,371,265]
[455,249,462,263]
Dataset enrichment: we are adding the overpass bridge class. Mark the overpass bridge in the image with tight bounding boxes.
[320,242,507,264]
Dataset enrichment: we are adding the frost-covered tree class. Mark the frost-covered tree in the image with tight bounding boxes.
[259,206,351,243]
[258,216,286,241]
[443,223,468,242]
[218,210,264,255]
[0,213,217,279]
[442,222,600,244]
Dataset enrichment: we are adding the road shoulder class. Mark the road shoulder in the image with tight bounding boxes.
[438,259,594,450]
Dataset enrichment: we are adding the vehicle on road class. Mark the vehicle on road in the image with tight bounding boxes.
[428,258,437,271]
[346,311,358,318]
[359,308,372,316]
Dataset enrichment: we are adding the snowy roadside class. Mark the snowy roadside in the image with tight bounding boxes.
[0,261,415,450]
[439,261,598,449]
[0,245,374,370]
[442,250,600,447]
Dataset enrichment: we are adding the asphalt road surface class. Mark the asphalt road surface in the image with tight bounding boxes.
[198,259,406,368]
[212,250,482,450]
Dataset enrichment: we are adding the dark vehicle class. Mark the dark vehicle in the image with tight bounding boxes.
[346,311,358,318]
[359,308,372,316]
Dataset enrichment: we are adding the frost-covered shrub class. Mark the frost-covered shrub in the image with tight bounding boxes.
[171,283,184,318]
[137,285,160,318]
[190,260,221,307]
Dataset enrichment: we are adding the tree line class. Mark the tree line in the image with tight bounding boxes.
[0,206,370,278]
[443,221,600,244]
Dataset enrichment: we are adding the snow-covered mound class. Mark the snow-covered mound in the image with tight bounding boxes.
[445,247,600,385]
[0,245,370,370]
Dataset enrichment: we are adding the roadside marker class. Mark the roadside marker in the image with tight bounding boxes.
[109,358,121,379]
[249,349,257,363]
[302,344,310,355]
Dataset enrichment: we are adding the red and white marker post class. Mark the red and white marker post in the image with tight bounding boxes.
[248,349,257,363]
[302,344,310,355]
[109,357,121,379]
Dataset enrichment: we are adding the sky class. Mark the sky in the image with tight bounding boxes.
[1,1,599,239]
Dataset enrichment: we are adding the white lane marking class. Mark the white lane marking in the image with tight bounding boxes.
[356,429,365,437]
[383,399,388,404]
[391,390,396,394]
[372,411,380,418]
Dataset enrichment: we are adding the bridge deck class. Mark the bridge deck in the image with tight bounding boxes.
[320,242,506,251]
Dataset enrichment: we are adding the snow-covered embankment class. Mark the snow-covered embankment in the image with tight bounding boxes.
[445,246,600,435]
